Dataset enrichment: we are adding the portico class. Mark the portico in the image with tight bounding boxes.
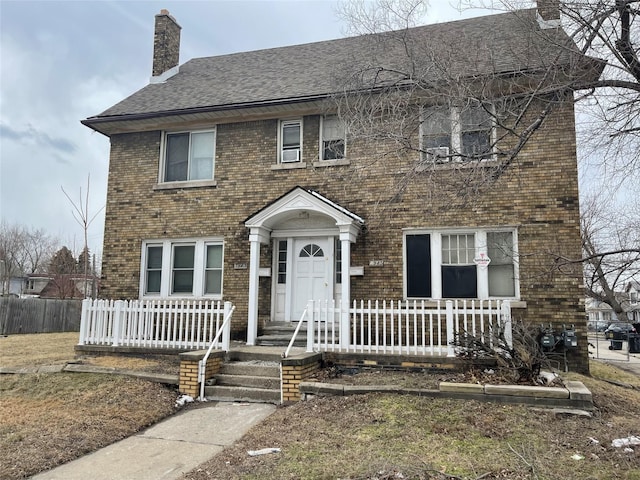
[244,187,364,346]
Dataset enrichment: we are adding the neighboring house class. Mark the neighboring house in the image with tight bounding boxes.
[585,297,614,329]
[82,3,602,371]
[625,281,640,323]
[22,273,98,299]
[585,282,640,327]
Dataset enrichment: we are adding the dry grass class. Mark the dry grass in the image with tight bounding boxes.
[0,332,78,368]
[182,362,640,480]
[0,333,179,479]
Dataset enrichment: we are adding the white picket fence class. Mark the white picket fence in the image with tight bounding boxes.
[78,298,233,350]
[306,299,512,357]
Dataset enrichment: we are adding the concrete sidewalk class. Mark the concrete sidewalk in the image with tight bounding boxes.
[31,402,276,480]
[589,335,640,377]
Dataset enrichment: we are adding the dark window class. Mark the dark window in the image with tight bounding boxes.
[441,265,477,298]
[406,234,431,298]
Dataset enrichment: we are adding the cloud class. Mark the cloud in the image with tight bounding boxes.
[0,123,76,154]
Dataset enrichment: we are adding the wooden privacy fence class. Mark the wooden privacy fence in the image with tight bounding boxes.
[0,298,82,335]
[78,298,233,350]
[306,299,512,357]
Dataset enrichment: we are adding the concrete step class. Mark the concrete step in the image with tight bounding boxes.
[204,385,281,404]
[214,373,280,390]
[220,361,280,377]
[228,348,285,362]
[256,334,307,347]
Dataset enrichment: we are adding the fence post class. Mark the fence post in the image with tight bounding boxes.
[78,298,92,345]
[306,301,314,352]
[501,300,512,348]
[446,300,455,357]
[112,300,125,347]
[222,301,232,352]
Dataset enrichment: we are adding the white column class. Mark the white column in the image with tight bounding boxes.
[247,233,262,346]
[339,232,352,348]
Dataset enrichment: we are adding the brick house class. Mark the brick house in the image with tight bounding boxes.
[82,3,602,372]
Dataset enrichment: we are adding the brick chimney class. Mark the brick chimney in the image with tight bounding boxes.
[538,0,560,22]
[152,9,181,78]
[537,0,560,28]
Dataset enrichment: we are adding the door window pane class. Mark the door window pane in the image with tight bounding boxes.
[277,240,287,284]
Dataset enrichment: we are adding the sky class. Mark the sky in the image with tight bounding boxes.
[0,0,501,261]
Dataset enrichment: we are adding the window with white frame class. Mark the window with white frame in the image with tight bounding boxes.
[279,119,302,163]
[141,239,224,298]
[421,101,494,162]
[321,115,346,160]
[404,229,517,300]
[163,130,215,182]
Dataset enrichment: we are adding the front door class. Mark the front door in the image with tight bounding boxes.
[291,238,330,320]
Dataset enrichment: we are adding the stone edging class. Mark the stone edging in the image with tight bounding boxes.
[299,380,593,410]
[0,363,179,385]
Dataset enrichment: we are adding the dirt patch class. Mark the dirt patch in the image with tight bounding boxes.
[181,363,640,480]
[308,364,561,389]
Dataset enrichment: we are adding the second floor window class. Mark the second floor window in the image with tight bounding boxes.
[321,115,346,160]
[421,102,494,163]
[164,130,215,182]
[280,119,302,163]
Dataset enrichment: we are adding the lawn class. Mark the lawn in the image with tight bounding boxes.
[0,333,178,479]
[1,333,640,479]
[180,362,640,480]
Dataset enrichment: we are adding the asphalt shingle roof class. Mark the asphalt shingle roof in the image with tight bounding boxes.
[86,9,584,122]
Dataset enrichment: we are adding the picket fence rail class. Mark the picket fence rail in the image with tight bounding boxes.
[306,299,512,357]
[78,298,233,350]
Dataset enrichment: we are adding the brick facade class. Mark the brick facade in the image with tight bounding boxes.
[100,95,588,372]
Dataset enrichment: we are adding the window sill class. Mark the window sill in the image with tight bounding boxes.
[417,157,498,172]
[271,162,307,171]
[313,159,351,168]
[140,294,223,301]
[153,179,218,190]
[404,298,526,308]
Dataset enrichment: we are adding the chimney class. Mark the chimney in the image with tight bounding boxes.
[537,0,561,28]
[152,9,181,79]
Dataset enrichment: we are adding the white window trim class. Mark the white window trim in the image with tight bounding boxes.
[158,128,217,184]
[139,238,224,299]
[403,227,519,301]
[278,119,303,165]
[419,104,496,164]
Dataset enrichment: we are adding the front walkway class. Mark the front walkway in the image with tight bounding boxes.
[31,402,276,480]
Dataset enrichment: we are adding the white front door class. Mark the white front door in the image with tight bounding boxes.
[291,238,330,320]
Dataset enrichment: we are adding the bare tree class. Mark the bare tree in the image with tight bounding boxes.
[455,0,640,184]
[579,191,640,321]
[329,0,604,225]
[0,221,59,294]
[62,174,104,298]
